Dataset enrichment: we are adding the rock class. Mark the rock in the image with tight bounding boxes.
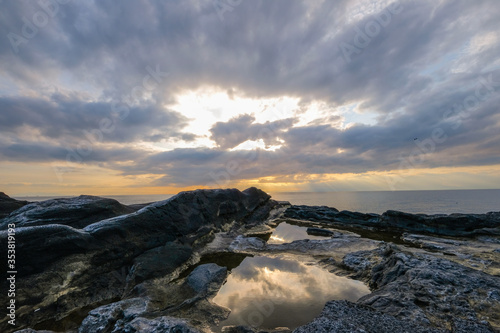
[187,264,227,295]
[221,326,257,333]
[487,290,500,301]
[0,188,275,332]
[284,205,379,228]
[451,318,496,333]
[79,267,229,333]
[131,242,193,284]
[119,316,200,333]
[14,328,56,333]
[341,244,500,330]
[0,195,135,230]
[221,326,290,333]
[79,298,148,333]
[133,263,230,329]
[270,328,292,333]
[401,233,464,248]
[0,192,28,219]
[292,300,445,333]
[5,223,96,276]
[284,205,500,236]
[379,210,500,236]
[229,235,267,252]
[284,205,339,220]
[306,227,334,237]
[342,250,380,276]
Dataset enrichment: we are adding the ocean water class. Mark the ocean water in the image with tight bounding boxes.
[15,189,500,215]
[270,189,500,214]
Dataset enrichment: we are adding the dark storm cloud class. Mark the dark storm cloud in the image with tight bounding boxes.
[2,0,499,102]
[0,94,189,144]
[1,0,499,186]
[0,140,147,164]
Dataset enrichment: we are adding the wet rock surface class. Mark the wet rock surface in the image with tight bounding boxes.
[0,188,275,333]
[0,195,135,230]
[1,191,499,333]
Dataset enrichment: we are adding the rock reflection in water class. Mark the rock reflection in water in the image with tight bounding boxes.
[268,222,331,244]
[213,255,370,331]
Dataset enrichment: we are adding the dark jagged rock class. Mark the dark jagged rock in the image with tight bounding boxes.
[78,298,149,333]
[293,300,445,333]
[2,188,271,278]
[131,242,192,283]
[451,319,497,333]
[78,264,228,333]
[379,210,500,236]
[187,264,227,294]
[341,244,500,331]
[284,205,500,236]
[0,192,28,219]
[0,188,274,333]
[284,205,339,220]
[284,205,379,228]
[0,195,135,230]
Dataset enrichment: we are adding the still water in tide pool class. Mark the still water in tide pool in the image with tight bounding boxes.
[267,222,332,244]
[212,255,370,331]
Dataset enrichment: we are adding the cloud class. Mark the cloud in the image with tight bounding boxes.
[0,140,148,164]
[210,114,296,149]
[1,0,500,191]
[0,94,190,144]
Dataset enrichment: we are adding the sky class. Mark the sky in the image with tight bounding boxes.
[1,0,500,196]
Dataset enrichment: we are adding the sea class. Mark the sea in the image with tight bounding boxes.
[15,189,500,215]
[16,189,500,214]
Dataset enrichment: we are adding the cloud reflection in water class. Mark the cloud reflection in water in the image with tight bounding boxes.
[213,255,370,330]
[268,222,331,244]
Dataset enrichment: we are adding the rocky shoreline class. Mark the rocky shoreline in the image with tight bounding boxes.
[1,189,499,333]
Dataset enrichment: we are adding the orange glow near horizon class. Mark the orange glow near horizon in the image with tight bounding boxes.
[1,162,500,197]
